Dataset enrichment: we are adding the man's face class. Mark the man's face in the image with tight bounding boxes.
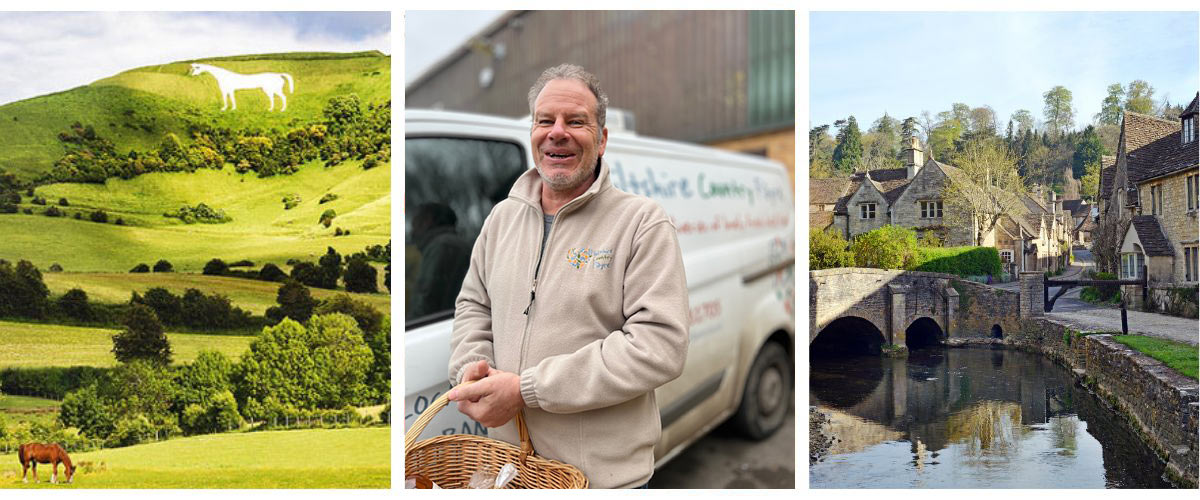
[531,79,607,192]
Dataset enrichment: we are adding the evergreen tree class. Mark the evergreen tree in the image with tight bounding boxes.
[832,116,863,174]
[900,117,919,141]
[1072,125,1105,179]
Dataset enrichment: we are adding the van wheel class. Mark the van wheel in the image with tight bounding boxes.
[729,341,791,440]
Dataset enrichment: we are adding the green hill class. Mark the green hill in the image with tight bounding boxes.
[0,51,390,182]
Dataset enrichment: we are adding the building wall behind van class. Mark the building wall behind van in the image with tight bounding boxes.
[407,10,795,185]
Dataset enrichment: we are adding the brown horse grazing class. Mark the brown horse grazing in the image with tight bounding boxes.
[18,443,75,484]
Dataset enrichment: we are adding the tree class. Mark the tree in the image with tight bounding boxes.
[111,304,172,365]
[1072,125,1106,179]
[832,116,863,174]
[849,225,918,270]
[152,260,173,273]
[259,263,287,282]
[59,384,116,438]
[0,259,51,318]
[1124,80,1155,114]
[237,314,373,418]
[809,125,835,178]
[319,209,337,228]
[942,139,1030,246]
[268,280,317,323]
[968,106,997,136]
[343,256,378,293]
[900,117,919,141]
[130,263,150,273]
[1096,83,1125,125]
[927,111,964,160]
[314,295,388,402]
[137,287,183,325]
[202,259,228,276]
[317,247,342,289]
[289,261,323,288]
[809,229,854,270]
[57,288,92,321]
[1011,109,1035,135]
[1042,86,1075,137]
[1080,160,1101,201]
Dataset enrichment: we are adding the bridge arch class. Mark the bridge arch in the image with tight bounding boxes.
[811,316,885,357]
[905,316,943,350]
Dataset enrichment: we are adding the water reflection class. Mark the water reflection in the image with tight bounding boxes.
[810,347,1171,488]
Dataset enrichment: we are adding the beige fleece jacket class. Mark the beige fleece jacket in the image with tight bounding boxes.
[449,160,689,489]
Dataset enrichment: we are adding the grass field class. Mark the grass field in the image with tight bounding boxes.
[0,51,390,182]
[1113,335,1199,379]
[0,426,390,488]
[42,271,389,316]
[0,395,60,429]
[0,320,253,368]
[0,158,389,273]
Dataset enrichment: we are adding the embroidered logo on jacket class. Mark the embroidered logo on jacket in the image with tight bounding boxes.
[566,248,614,270]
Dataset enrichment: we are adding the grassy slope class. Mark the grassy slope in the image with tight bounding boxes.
[1112,335,1199,379]
[0,158,389,273]
[0,427,390,488]
[0,320,252,368]
[0,395,60,410]
[0,51,390,182]
[42,271,389,316]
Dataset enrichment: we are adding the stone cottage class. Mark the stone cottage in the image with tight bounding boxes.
[1098,94,1199,312]
[812,136,1071,274]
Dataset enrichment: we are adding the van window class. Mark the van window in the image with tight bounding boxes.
[405,137,527,325]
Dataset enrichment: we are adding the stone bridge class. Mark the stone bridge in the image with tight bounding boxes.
[810,268,1038,354]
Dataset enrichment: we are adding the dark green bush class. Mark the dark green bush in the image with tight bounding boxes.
[810,228,854,270]
[58,197,69,207]
[850,225,918,270]
[153,259,173,273]
[259,263,287,282]
[90,209,108,223]
[319,193,338,204]
[130,263,150,273]
[44,205,62,217]
[0,366,110,400]
[911,246,1002,277]
[203,259,229,276]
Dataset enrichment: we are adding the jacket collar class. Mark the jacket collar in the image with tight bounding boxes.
[509,158,612,213]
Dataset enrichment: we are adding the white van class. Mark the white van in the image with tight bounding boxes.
[404,109,795,466]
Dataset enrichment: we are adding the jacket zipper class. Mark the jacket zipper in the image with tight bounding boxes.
[516,194,587,375]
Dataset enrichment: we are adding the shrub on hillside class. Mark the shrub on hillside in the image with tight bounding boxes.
[180,288,252,330]
[164,203,231,224]
[319,193,338,204]
[133,287,184,325]
[850,225,918,270]
[259,263,287,282]
[343,257,378,293]
[31,196,46,206]
[181,390,242,435]
[203,259,229,276]
[229,259,255,268]
[115,217,125,226]
[267,280,317,324]
[289,261,323,288]
[317,247,342,289]
[44,206,62,217]
[1,366,108,400]
[319,209,337,228]
[73,212,82,220]
[282,193,301,210]
[111,304,172,365]
[90,210,108,223]
[130,263,150,273]
[58,197,69,207]
[0,202,17,214]
[49,263,63,272]
[911,247,1002,277]
[153,260,173,273]
[57,288,93,322]
[22,208,32,214]
[810,229,854,270]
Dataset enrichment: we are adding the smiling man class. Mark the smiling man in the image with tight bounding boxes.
[447,64,690,489]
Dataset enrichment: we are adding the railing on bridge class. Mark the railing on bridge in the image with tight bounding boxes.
[1044,265,1146,334]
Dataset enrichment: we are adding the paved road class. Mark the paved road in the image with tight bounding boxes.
[991,248,1198,346]
[648,396,795,489]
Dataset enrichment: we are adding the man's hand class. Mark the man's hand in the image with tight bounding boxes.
[447,368,525,428]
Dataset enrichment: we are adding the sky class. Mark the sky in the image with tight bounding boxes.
[0,12,391,106]
[810,11,1200,133]
[403,10,505,86]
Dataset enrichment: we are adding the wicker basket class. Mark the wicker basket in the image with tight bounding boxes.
[404,384,588,489]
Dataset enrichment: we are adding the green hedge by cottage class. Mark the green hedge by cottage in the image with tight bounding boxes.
[911,246,1002,277]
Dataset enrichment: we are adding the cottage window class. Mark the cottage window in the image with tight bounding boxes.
[860,203,876,219]
[1186,246,1199,282]
[1150,184,1162,216]
[1184,116,1195,145]
[1121,251,1145,279]
[1188,174,1198,211]
[920,200,943,219]
[1000,250,1013,263]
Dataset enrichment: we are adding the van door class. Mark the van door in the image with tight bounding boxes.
[404,134,526,441]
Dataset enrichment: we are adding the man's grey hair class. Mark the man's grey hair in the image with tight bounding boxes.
[527,64,609,129]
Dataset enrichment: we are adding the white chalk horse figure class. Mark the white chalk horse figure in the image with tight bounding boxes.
[189,63,294,112]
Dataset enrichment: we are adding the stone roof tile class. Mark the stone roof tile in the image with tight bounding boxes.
[1130,215,1174,256]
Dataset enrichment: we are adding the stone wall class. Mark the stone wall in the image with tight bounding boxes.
[846,183,888,238]
[1141,169,1199,284]
[947,279,1021,339]
[1147,285,1200,319]
[810,268,956,346]
[1002,317,1199,488]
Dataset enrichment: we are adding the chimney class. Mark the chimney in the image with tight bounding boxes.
[1048,191,1057,215]
[904,136,924,179]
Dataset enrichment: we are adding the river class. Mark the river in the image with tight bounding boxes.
[810,347,1172,488]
